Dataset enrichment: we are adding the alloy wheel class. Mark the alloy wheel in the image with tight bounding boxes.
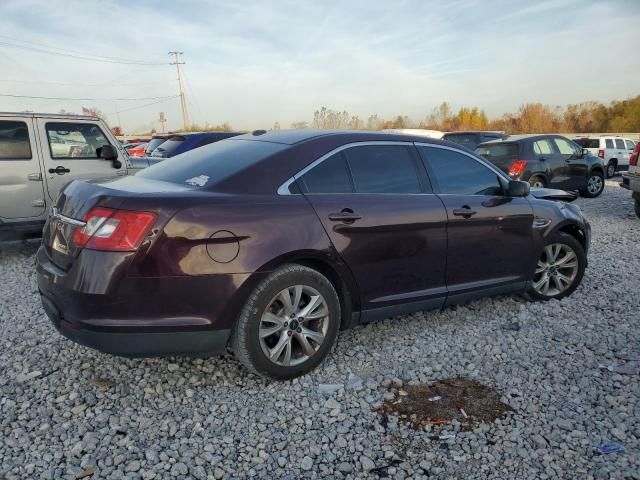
[259,285,330,367]
[532,243,579,297]
[587,175,603,195]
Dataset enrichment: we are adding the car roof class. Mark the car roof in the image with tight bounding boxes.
[228,129,457,146]
[174,131,243,138]
[0,112,101,121]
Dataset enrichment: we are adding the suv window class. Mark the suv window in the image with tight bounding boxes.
[138,138,287,188]
[475,143,518,161]
[615,139,625,149]
[573,138,599,148]
[626,140,636,150]
[344,145,421,194]
[418,146,503,196]
[605,139,614,149]
[0,120,32,160]
[533,139,553,156]
[45,122,110,159]
[300,152,353,194]
[553,138,579,156]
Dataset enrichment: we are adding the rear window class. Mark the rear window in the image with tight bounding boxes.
[138,139,287,188]
[442,133,479,147]
[152,135,186,156]
[573,138,599,148]
[145,138,166,154]
[475,143,519,161]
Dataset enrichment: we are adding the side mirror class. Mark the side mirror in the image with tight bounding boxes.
[508,180,530,197]
[97,144,118,161]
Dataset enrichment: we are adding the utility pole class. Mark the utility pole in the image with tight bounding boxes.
[168,51,190,130]
[159,112,166,133]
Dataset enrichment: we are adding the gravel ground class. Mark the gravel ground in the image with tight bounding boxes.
[1,180,639,480]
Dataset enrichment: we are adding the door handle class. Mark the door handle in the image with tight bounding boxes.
[452,206,477,218]
[328,209,362,223]
[49,166,71,175]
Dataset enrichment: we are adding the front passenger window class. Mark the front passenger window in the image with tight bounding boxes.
[418,146,502,196]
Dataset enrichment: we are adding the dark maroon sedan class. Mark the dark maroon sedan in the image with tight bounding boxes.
[37,130,590,379]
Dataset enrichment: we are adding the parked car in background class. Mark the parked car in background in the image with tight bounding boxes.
[572,136,636,178]
[37,130,590,379]
[143,134,170,156]
[476,134,606,197]
[621,142,640,217]
[126,142,147,157]
[442,131,508,149]
[129,132,243,170]
[0,112,128,239]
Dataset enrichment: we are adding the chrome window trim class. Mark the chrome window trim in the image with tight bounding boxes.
[278,141,419,195]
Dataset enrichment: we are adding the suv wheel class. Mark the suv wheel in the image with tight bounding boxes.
[526,232,586,301]
[231,264,340,379]
[529,176,546,189]
[606,161,616,178]
[580,171,604,198]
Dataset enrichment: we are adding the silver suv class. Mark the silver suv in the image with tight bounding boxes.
[0,112,129,239]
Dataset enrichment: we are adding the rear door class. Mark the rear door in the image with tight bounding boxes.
[0,117,46,220]
[416,144,534,303]
[615,138,630,167]
[298,142,448,312]
[532,138,566,187]
[36,118,124,202]
[552,137,588,190]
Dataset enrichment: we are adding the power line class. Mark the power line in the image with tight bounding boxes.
[106,96,180,115]
[0,40,167,65]
[0,93,177,101]
[0,78,170,87]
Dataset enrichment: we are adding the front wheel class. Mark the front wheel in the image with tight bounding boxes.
[580,172,604,198]
[526,232,586,301]
[231,264,340,380]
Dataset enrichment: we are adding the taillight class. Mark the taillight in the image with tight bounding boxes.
[508,159,527,177]
[72,207,156,251]
[598,149,605,159]
[630,144,640,167]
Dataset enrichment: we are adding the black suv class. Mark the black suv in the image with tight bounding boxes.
[475,135,606,197]
[442,131,508,149]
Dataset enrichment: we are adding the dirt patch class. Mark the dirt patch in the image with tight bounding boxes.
[379,377,513,430]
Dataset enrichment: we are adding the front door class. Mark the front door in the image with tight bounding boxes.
[552,137,588,190]
[0,117,46,220]
[298,144,448,312]
[416,144,534,302]
[36,118,122,202]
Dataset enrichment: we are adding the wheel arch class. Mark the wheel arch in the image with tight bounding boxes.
[555,222,588,252]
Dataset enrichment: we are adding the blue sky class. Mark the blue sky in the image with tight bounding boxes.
[1,0,639,133]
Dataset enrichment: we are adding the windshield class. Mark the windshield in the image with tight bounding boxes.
[443,133,479,147]
[138,139,288,188]
[152,135,186,157]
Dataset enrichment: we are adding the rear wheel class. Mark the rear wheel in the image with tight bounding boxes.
[526,232,586,301]
[580,172,604,198]
[231,264,340,379]
[606,161,616,178]
[635,198,640,219]
[529,176,546,189]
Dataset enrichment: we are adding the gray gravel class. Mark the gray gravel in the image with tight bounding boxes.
[1,180,639,479]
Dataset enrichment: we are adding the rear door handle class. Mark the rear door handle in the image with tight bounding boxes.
[452,207,477,218]
[328,209,362,223]
[49,166,71,175]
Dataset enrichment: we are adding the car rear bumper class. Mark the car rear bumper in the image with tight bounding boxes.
[36,245,259,356]
[621,174,640,194]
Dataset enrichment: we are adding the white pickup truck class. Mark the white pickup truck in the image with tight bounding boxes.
[0,112,131,239]
[621,143,640,218]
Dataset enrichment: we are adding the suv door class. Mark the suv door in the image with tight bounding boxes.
[36,119,124,202]
[0,117,46,220]
[615,138,630,167]
[416,144,534,304]
[552,137,588,190]
[297,142,448,315]
[532,138,566,187]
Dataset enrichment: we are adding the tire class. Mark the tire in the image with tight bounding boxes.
[526,232,586,301]
[580,171,605,198]
[231,264,340,380]
[635,198,640,219]
[529,175,546,189]
[606,161,616,179]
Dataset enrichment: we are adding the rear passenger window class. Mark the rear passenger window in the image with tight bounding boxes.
[300,152,353,194]
[533,140,553,156]
[615,139,625,149]
[626,140,636,150]
[418,146,503,196]
[605,139,614,149]
[344,145,421,193]
[0,120,32,160]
